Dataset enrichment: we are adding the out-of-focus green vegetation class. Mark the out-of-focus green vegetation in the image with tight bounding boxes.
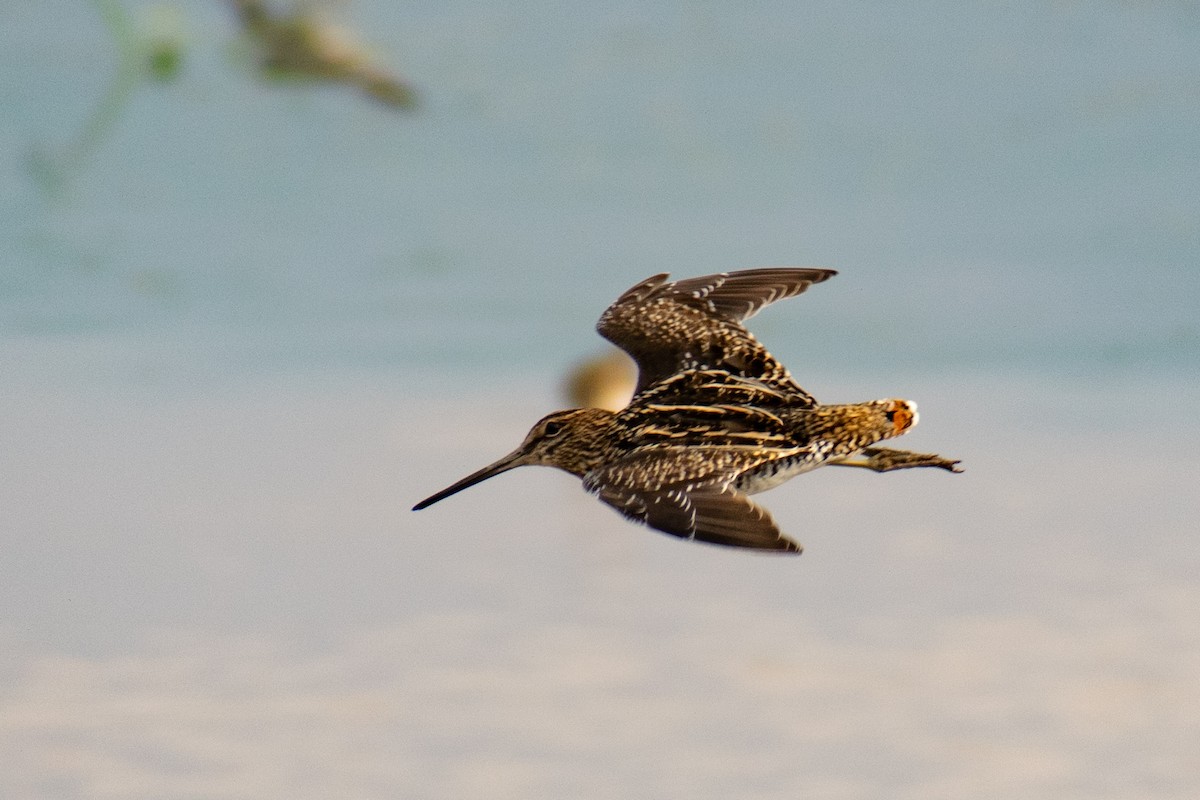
[29,1,187,195]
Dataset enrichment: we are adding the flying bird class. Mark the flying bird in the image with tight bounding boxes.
[414,268,960,553]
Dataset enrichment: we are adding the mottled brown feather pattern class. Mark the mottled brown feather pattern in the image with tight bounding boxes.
[597,268,836,397]
[583,446,799,551]
[414,268,960,553]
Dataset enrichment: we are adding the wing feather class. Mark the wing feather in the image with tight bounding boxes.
[663,268,836,322]
[592,481,800,552]
[596,268,835,398]
[583,446,804,553]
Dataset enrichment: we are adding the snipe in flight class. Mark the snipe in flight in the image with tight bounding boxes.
[414,268,961,553]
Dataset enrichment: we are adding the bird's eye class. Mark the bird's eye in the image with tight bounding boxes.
[543,421,564,437]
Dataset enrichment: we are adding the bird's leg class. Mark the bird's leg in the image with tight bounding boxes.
[828,447,962,473]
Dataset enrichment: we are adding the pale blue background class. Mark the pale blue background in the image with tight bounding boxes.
[2,2,1198,798]
[4,1,1197,375]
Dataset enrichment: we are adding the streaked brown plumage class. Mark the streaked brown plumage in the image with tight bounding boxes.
[414,269,960,553]
[597,268,835,398]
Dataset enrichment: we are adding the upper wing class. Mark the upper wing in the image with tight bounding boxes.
[596,268,836,398]
[583,446,804,553]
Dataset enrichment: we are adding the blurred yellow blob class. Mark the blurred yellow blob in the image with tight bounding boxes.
[563,349,637,411]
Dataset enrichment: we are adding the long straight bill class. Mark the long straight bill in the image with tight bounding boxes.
[412,448,529,510]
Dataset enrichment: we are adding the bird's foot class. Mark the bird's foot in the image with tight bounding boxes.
[831,447,963,473]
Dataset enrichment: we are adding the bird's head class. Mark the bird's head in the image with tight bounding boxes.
[413,408,614,510]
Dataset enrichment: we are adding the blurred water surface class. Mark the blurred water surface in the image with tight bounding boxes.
[3,0,1198,375]
[2,2,1198,798]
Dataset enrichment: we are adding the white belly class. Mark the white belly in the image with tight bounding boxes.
[736,449,832,495]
